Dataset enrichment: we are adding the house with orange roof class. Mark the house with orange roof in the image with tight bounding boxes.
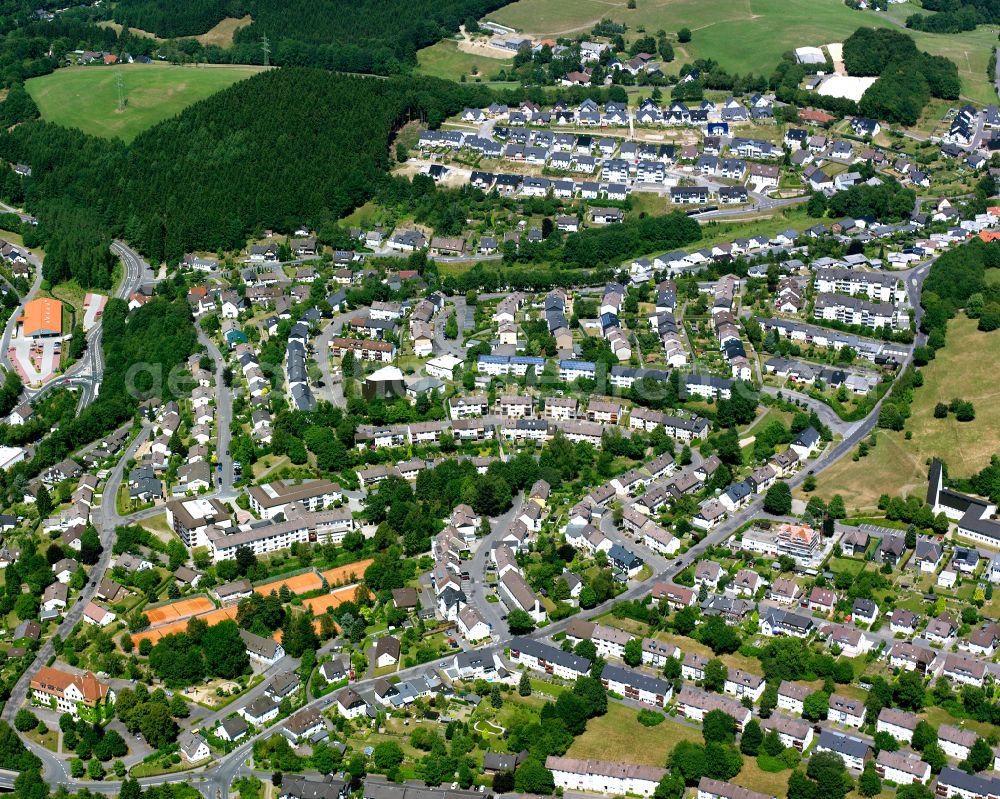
[128,293,153,311]
[979,231,1000,242]
[20,297,62,338]
[30,665,115,720]
[799,108,835,125]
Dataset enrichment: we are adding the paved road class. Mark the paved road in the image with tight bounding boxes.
[2,424,151,737]
[313,312,352,408]
[0,249,43,375]
[18,241,154,409]
[759,385,858,437]
[10,256,936,792]
[0,201,36,225]
[995,47,1000,105]
[198,329,235,495]
[434,296,469,357]
[466,499,523,637]
[694,194,809,220]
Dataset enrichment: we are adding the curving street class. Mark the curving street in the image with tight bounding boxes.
[14,241,154,409]
[2,424,151,735]
[0,252,935,795]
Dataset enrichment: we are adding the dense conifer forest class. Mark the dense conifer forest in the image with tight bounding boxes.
[112,0,511,73]
[0,68,490,283]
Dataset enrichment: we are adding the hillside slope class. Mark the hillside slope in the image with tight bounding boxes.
[113,0,513,73]
[0,67,490,279]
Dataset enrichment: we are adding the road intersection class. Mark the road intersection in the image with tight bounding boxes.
[0,238,934,795]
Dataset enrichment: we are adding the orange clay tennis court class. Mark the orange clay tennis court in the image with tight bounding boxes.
[254,570,324,596]
[131,605,238,648]
[143,596,215,627]
[319,559,373,587]
[300,584,369,615]
[254,560,374,597]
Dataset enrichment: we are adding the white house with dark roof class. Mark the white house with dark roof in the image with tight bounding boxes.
[509,637,591,681]
[938,724,977,761]
[875,749,930,785]
[762,714,813,751]
[876,707,918,743]
[777,681,811,716]
[724,668,765,702]
[816,729,869,771]
[179,732,211,763]
[828,693,865,728]
[241,695,279,726]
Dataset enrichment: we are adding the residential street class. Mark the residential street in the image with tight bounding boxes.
[2,424,151,732]
[198,328,236,497]
[0,248,936,795]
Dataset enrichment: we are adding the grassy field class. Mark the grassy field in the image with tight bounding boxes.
[566,701,699,764]
[735,757,794,797]
[813,315,1000,511]
[416,39,512,81]
[621,204,813,266]
[99,16,251,47]
[26,63,268,142]
[98,20,165,42]
[486,0,998,104]
[46,279,87,326]
[195,16,253,47]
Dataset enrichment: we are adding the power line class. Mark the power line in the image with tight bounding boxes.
[261,33,270,67]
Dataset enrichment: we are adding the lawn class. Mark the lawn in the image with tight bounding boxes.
[813,315,1000,511]
[252,453,291,479]
[416,40,512,82]
[487,0,998,104]
[690,206,814,253]
[26,63,268,142]
[566,702,700,765]
[131,760,202,778]
[623,205,815,267]
[140,512,175,544]
[826,556,867,577]
[741,406,795,438]
[45,280,87,329]
[26,727,59,752]
[922,706,996,739]
[809,431,924,513]
[735,756,794,798]
[101,16,251,47]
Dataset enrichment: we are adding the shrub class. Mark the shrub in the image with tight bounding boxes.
[638,709,665,727]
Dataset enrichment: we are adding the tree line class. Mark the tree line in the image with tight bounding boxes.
[0,68,490,285]
[0,295,196,504]
[844,28,960,125]
[110,0,511,74]
[920,237,1000,356]
[907,0,1000,33]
